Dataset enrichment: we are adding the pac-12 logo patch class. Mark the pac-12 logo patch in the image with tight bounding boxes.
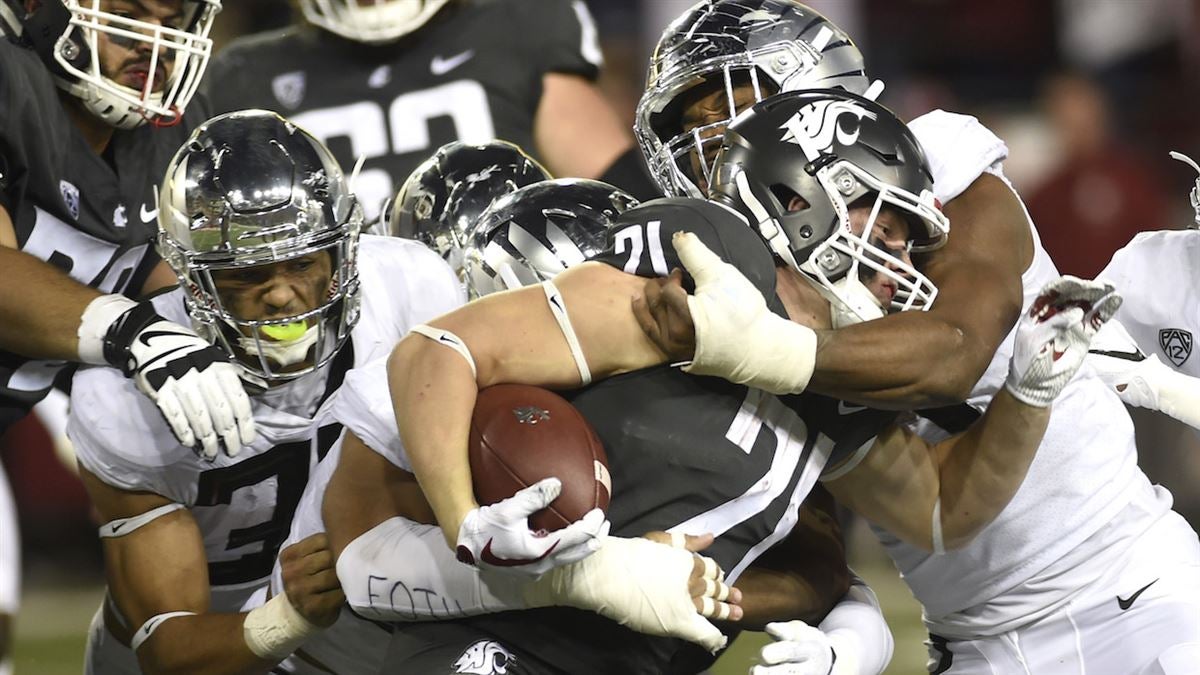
[59,180,80,220]
[453,639,515,674]
[1159,328,1193,367]
[271,71,306,110]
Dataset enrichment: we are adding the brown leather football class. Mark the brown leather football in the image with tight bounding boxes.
[468,384,611,532]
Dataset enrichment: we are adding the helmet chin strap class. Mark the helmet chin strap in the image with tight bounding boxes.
[814,276,886,329]
[734,170,801,270]
[237,324,321,368]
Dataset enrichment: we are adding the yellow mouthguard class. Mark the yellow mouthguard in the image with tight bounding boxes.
[260,321,307,341]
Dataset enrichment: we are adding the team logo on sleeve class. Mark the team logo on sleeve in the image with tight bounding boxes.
[1159,328,1193,367]
[453,640,515,674]
[271,71,307,110]
[59,180,80,220]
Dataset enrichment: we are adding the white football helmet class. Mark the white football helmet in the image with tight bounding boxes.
[14,0,220,129]
[299,0,451,44]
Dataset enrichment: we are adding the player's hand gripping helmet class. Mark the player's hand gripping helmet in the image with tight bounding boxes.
[158,110,364,383]
[464,178,638,297]
[389,139,550,275]
[709,90,948,328]
[636,0,868,198]
[1170,151,1200,229]
[5,0,220,129]
[299,0,451,44]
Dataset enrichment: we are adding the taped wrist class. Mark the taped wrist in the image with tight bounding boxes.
[242,592,319,661]
[684,301,817,396]
[76,294,139,366]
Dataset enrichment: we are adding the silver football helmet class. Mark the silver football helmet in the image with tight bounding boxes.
[636,0,868,198]
[12,0,220,129]
[158,110,363,383]
[299,0,451,44]
[389,140,550,276]
[463,178,637,297]
[1170,151,1200,229]
[710,90,947,327]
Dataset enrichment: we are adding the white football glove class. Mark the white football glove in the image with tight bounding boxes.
[523,535,731,653]
[1005,276,1122,407]
[1087,347,1200,430]
[95,298,256,459]
[672,232,817,395]
[751,620,862,675]
[455,477,609,578]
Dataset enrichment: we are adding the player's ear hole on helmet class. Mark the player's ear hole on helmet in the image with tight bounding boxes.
[769,184,810,214]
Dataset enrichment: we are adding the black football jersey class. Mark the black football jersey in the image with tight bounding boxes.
[0,36,205,421]
[448,198,898,674]
[205,0,601,221]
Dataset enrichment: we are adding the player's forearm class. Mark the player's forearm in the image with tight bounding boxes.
[808,311,992,409]
[733,563,848,631]
[934,388,1049,549]
[0,246,102,360]
[337,516,528,622]
[137,613,275,675]
[387,334,481,545]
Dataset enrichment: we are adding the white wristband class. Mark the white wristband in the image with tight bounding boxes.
[77,294,138,365]
[242,592,319,661]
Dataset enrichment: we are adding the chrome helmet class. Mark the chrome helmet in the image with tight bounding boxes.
[636,0,867,198]
[1170,151,1200,229]
[389,139,550,275]
[710,90,948,327]
[299,0,451,44]
[463,178,637,297]
[9,0,220,129]
[157,110,363,383]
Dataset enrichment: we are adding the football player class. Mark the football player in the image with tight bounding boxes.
[1089,151,1200,432]
[69,110,465,674]
[631,2,1200,672]
[376,91,1116,674]
[252,179,746,675]
[205,0,654,222]
[0,1,241,667]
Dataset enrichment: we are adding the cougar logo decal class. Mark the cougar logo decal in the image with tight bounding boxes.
[453,640,516,674]
[780,100,878,157]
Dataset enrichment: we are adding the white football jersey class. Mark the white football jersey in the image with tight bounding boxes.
[1098,229,1200,377]
[874,111,1169,638]
[70,235,464,614]
[268,360,401,675]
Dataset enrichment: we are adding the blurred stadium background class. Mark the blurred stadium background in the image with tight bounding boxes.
[5,1,1199,673]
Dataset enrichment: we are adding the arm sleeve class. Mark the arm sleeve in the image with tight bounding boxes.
[819,574,894,675]
[514,0,603,80]
[592,197,778,299]
[336,516,529,621]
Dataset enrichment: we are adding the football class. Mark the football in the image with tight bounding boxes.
[468,384,611,532]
